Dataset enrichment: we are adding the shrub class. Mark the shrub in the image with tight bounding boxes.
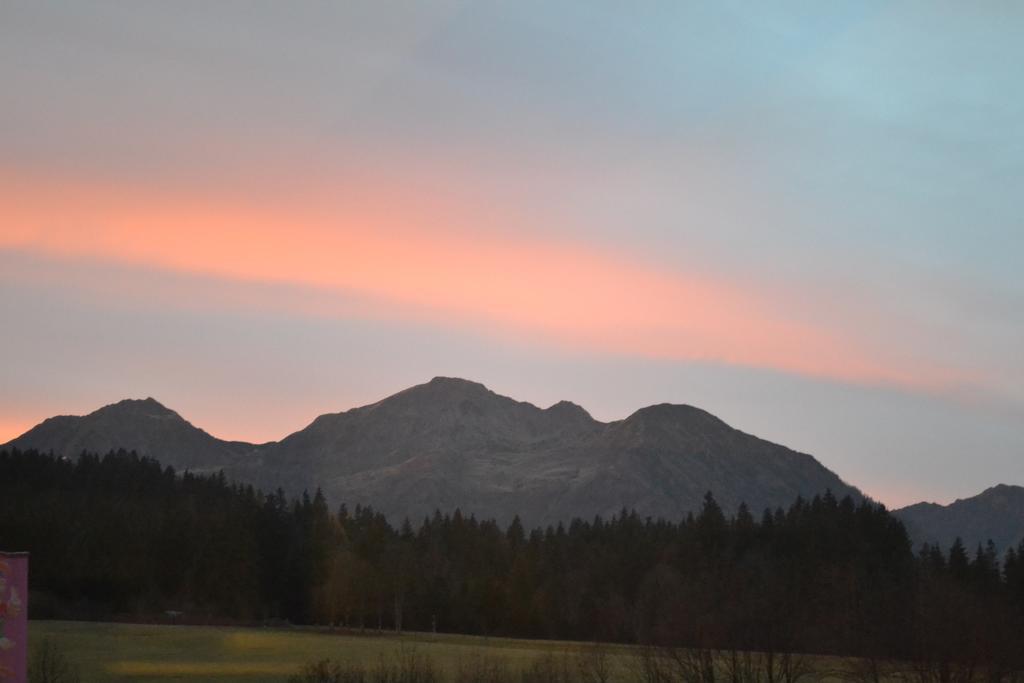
[372,649,439,683]
[291,650,438,683]
[454,654,513,683]
[521,653,576,683]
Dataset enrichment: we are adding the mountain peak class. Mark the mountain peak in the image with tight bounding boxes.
[116,396,170,410]
[3,397,250,471]
[391,377,494,404]
[624,403,728,430]
[427,376,488,390]
[978,483,1024,497]
[545,400,593,422]
[100,397,180,420]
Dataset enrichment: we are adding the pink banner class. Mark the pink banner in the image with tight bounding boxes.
[0,553,27,683]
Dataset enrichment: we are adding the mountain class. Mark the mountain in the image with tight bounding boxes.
[895,484,1024,554]
[4,378,861,527]
[3,397,255,472]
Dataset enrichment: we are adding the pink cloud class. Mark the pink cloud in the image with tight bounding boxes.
[1,172,966,391]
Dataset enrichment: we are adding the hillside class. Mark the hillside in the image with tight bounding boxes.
[3,397,255,472]
[895,484,1024,553]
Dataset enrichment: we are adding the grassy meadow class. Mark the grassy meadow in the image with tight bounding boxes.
[29,620,640,683]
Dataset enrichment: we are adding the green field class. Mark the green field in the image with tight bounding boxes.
[30,621,861,683]
[29,621,633,683]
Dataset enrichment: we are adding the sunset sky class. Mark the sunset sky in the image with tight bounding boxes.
[2,2,1022,507]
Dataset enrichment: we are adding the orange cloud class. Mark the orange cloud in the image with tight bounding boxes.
[0,171,961,390]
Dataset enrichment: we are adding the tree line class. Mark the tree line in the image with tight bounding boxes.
[3,448,1023,678]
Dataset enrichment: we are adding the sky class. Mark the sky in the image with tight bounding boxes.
[2,1,1022,508]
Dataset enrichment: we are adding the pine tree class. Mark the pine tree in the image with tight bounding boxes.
[948,537,970,583]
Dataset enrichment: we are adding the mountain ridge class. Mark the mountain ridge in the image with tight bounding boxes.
[894,484,1024,553]
[7,376,864,526]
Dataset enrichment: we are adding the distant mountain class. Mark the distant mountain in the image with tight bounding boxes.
[895,484,1024,554]
[4,378,861,527]
[3,397,255,472]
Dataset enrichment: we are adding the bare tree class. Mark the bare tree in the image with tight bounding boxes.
[29,639,82,683]
[576,642,616,683]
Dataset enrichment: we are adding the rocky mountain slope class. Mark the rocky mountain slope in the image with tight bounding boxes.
[3,397,253,472]
[894,484,1024,553]
[5,377,861,526]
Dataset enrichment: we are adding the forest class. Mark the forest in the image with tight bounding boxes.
[3,447,1023,679]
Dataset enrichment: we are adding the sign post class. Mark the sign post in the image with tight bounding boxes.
[0,553,27,683]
